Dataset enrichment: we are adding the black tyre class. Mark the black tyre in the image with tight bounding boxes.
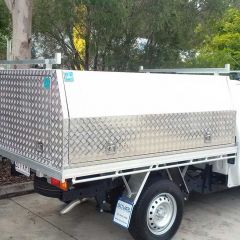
[129,180,184,240]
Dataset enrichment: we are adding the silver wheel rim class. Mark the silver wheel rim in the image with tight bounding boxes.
[146,193,177,236]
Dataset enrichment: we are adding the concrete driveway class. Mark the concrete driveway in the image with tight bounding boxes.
[1,188,240,240]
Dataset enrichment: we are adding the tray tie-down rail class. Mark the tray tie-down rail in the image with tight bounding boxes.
[70,146,237,184]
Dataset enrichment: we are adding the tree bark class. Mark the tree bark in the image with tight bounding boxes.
[4,0,32,68]
[93,44,99,71]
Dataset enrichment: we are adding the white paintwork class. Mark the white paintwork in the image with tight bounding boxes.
[62,71,233,118]
[67,146,237,182]
[60,70,239,186]
[56,70,69,119]
[212,160,229,175]
[227,81,240,187]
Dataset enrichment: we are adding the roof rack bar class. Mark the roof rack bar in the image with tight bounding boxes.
[0,53,61,69]
[139,64,231,75]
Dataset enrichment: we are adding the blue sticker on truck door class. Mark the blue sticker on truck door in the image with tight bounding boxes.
[64,71,74,82]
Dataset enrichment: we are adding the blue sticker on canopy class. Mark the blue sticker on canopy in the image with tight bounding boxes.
[64,71,74,82]
[43,77,51,90]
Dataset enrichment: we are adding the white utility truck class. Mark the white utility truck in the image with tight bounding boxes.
[0,69,239,240]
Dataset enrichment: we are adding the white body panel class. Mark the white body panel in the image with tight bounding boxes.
[227,81,240,187]
[62,71,233,118]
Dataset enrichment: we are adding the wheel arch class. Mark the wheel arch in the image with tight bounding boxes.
[147,168,189,199]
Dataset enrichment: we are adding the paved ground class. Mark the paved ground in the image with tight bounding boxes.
[1,188,240,240]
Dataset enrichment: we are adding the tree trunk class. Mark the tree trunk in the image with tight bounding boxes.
[93,44,99,71]
[4,0,32,69]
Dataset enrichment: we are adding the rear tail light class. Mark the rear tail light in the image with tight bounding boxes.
[50,177,60,186]
[50,177,68,191]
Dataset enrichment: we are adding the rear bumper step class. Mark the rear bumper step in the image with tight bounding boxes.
[34,176,61,199]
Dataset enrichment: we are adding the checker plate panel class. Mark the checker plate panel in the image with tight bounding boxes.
[69,111,236,164]
[0,70,64,169]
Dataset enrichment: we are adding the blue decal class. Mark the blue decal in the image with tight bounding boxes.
[119,196,134,206]
[43,77,51,90]
[64,71,74,82]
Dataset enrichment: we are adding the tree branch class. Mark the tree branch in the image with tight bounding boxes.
[4,0,14,13]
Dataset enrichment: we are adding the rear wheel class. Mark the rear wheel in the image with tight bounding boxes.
[129,180,184,240]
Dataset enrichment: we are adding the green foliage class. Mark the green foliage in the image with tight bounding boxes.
[33,0,141,70]
[189,8,240,69]
[1,0,239,69]
[29,0,240,70]
[33,0,203,70]
[0,0,10,59]
[136,0,199,68]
